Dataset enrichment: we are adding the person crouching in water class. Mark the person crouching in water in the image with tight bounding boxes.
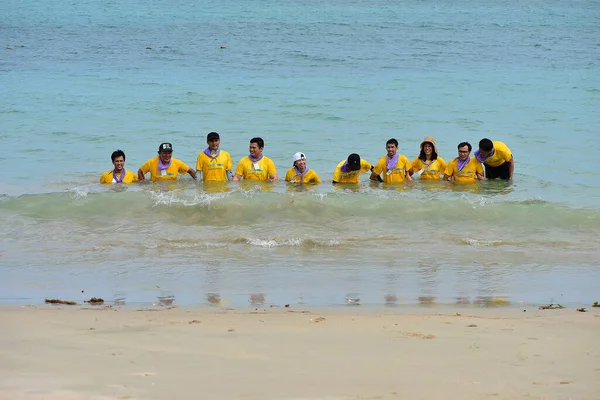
[285,152,321,184]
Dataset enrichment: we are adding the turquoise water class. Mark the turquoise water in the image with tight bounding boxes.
[1,0,599,307]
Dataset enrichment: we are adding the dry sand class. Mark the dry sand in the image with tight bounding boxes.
[0,305,599,400]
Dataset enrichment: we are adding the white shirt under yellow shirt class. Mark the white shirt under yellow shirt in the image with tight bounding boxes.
[411,157,447,180]
[99,170,138,184]
[332,159,372,184]
[372,155,412,183]
[285,168,322,184]
[234,156,277,181]
[484,141,512,167]
[139,157,191,181]
[196,150,232,182]
[444,157,483,184]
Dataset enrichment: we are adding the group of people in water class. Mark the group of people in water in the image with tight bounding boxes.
[99,132,514,185]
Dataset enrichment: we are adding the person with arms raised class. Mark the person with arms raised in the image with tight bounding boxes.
[138,142,197,181]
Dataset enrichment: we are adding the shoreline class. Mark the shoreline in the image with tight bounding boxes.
[1,305,598,400]
[1,292,596,310]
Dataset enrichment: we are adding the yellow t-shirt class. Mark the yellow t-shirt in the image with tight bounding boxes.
[285,168,322,184]
[196,150,232,182]
[484,141,512,167]
[139,157,191,181]
[333,159,372,184]
[234,156,277,181]
[444,157,483,184]
[411,157,447,180]
[99,169,138,184]
[372,155,412,183]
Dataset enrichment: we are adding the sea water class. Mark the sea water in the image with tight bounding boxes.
[1,0,599,307]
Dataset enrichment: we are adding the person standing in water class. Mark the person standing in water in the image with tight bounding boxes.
[409,136,447,180]
[475,138,514,180]
[232,137,278,182]
[443,142,484,183]
[138,142,197,181]
[196,132,233,181]
[99,149,138,184]
[370,138,413,183]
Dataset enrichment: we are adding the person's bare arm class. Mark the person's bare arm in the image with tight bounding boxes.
[138,169,145,181]
[369,171,382,182]
[508,157,514,179]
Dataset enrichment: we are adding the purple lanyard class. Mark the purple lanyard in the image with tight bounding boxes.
[204,148,220,160]
[249,154,263,162]
[158,159,172,171]
[113,169,126,183]
[456,158,469,172]
[340,162,350,172]
[295,167,309,182]
[474,149,493,163]
[386,153,399,171]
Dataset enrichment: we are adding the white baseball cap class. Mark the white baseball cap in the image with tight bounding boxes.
[292,152,306,166]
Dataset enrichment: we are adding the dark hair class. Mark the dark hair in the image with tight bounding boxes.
[250,137,264,148]
[458,142,472,152]
[111,149,125,162]
[386,138,398,147]
[479,138,493,152]
[418,142,438,162]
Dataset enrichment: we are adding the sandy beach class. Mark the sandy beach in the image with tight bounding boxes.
[0,305,598,400]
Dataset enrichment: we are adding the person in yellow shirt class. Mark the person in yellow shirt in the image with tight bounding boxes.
[99,149,138,184]
[196,132,233,182]
[333,153,373,184]
[285,152,322,184]
[475,138,514,180]
[409,136,447,180]
[444,142,484,184]
[137,142,197,182]
[370,138,413,183]
[232,137,278,182]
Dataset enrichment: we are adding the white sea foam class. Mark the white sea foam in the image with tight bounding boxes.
[149,190,229,209]
[464,238,502,247]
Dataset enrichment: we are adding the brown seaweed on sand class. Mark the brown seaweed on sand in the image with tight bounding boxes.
[84,297,104,304]
[45,299,77,305]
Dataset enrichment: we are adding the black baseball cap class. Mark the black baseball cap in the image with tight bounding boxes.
[348,153,361,171]
[158,143,173,152]
[207,132,220,141]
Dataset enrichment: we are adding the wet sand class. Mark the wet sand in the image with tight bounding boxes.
[0,305,598,400]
